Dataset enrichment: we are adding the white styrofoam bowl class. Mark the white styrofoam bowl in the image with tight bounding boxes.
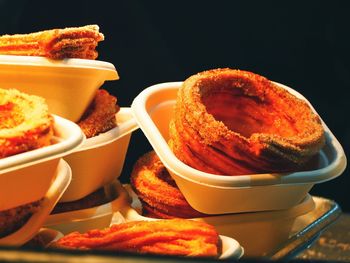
[0,115,84,211]
[60,108,138,202]
[131,82,347,214]
[0,159,72,246]
[0,55,118,122]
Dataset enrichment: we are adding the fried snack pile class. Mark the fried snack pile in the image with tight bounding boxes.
[0,25,104,59]
[54,219,219,258]
[131,151,207,219]
[0,199,42,238]
[0,88,53,158]
[77,89,120,138]
[169,68,325,175]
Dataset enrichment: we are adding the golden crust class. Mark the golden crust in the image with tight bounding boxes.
[170,68,325,175]
[53,219,219,258]
[77,89,119,138]
[0,88,53,158]
[130,151,207,219]
[0,25,104,59]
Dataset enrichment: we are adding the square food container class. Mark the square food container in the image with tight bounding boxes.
[123,184,314,257]
[0,55,119,122]
[0,159,72,246]
[131,82,347,214]
[45,180,131,235]
[59,107,138,202]
[0,115,84,211]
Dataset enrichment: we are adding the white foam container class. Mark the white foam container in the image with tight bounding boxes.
[45,180,131,235]
[131,82,347,214]
[0,115,84,211]
[0,55,119,122]
[0,159,71,246]
[60,108,138,202]
[123,184,314,257]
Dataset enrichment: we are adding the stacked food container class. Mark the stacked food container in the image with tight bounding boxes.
[129,81,347,256]
[0,54,347,259]
[0,55,138,245]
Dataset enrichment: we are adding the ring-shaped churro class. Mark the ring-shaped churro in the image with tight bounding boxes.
[130,151,207,219]
[170,68,325,175]
[0,88,53,158]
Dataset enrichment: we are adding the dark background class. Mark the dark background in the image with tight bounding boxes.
[1,0,349,211]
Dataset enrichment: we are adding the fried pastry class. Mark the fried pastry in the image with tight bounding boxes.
[0,25,104,59]
[53,219,219,258]
[77,89,119,138]
[0,199,43,238]
[0,88,54,158]
[130,151,207,219]
[169,68,325,175]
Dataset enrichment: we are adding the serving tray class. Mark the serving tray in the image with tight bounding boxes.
[0,195,341,262]
[267,196,341,259]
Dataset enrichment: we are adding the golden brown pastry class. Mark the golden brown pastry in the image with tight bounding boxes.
[130,151,207,219]
[77,89,119,138]
[0,25,104,59]
[0,88,54,158]
[169,68,325,175]
[53,219,219,258]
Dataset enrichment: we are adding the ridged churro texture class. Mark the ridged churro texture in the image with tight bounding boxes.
[130,151,207,219]
[0,88,53,158]
[77,89,120,138]
[169,68,325,175]
[0,25,104,59]
[54,219,220,258]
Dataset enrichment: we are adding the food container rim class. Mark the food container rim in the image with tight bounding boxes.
[131,81,347,188]
[45,180,131,226]
[0,54,117,72]
[0,159,72,246]
[0,114,85,174]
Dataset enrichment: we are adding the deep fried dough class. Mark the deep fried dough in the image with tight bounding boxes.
[0,88,53,158]
[130,151,207,219]
[54,219,219,258]
[0,25,104,59]
[0,199,42,238]
[77,89,119,138]
[170,68,325,175]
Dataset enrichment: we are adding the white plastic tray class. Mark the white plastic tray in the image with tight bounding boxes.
[0,159,71,246]
[131,82,347,214]
[0,115,84,211]
[45,180,131,234]
[60,108,138,202]
[123,184,314,257]
[0,55,119,122]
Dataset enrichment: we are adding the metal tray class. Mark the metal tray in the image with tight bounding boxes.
[267,196,341,259]
[0,195,341,262]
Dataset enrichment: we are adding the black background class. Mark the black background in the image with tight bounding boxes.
[1,0,349,211]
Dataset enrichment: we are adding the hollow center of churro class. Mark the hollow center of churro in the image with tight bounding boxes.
[0,102,24,129]
[200,84,300,138]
